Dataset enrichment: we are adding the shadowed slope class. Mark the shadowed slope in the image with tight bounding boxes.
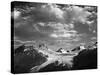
[72,48,97,70]
[14,47,47,73]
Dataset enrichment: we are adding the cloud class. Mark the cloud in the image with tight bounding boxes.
[14,21,50,41]
[13,4,95,29]
[14,40,24,44]
[46,22,83,43]
[20,3,65,23]
[12,9,21,19]
[80,42,86,45]
[41,4,64,19]
[84,6,97,13]
[93,30,96,33]
[86,20,97,33]
[33,22,76,36]
[14,4,91,24]
[91,37,97,40]
[86,20,94,25]
[63,6,92,24]
[13,3,97,50]
[46,22,77,39]
[33,22,54,33]
[48,22,74,30]
[36,5,92,24]
[50,33,72,38]
[50,30,78,38]
[37,22,45,26]
[50,34,58,38]
[13,3,96,25]
[85,9,97,33]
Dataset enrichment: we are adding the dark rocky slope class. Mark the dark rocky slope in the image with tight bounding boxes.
[14,47,47,73]
[72,48,97,70]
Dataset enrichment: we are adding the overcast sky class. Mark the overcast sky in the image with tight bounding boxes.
[12,2,97,50]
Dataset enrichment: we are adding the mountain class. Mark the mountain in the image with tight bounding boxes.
[13,42,97,73]
[14,44,25,54]
[72,48,97,70]
[56,48,69,53]
[14,44,47,73]
[71,45,86,52]
[87,42,97,49]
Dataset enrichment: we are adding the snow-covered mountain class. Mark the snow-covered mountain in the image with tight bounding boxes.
[14,42,97,73]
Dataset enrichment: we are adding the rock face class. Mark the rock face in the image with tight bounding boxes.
[71,45,85,52]
[72,48,97,70]
[56,48,68,53]
[14,44,25,54]
[14,46,47,73]
[13,42,97,73]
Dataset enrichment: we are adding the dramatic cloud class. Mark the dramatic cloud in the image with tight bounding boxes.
[13,2,97,50]
[41,4,64,19]
[62,6,92,24]
[12,9,21,19]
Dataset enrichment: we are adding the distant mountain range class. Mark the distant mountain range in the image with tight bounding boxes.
[13,42,97,73]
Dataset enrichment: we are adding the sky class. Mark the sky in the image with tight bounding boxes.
[12,2,97,50]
